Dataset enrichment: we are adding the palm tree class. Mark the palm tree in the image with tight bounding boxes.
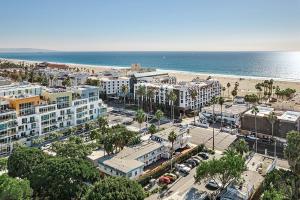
[146,87,156,113]
[121,85,129,108]
[251,106,259,153]
[222,87,226,97]
[189,87,198,125]
[136,85,146,109]
[148,124,157,137]
[168,90,177,123]
[218,97,225,129]
[226,82,231,97]
[210,96,218,150]
[233,139,249,156]
[155,109,164,130]
[49,74,54,87]
[168,131,177,171]
[268,111,277,157]
[135,109,146,131]
[231,89,237,100]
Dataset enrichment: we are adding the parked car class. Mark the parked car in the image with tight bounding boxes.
[164,173,177,180]
[198,152,209,160]
[164,174,177,181]
[159,176,171,184]
[186,159,197,167]
[183,162,194,169]
[176,164,191,174]
[205,180,221,190]
[191,156,201,164]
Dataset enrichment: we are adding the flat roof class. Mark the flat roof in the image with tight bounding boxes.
[244,106,274,117]
[202,104,249,115]
[153,126,186,141]
[103,158,144,173]
[278,111,300,122]
[116,141,162,160]
[87,149,105,161]
[133,71,168,78]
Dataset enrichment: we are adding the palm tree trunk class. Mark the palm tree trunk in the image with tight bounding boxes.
[212,104,215,150]
[220,105,223,130]
[255,115,257,153]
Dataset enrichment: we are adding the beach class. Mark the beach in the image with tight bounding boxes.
[2,58,300,106]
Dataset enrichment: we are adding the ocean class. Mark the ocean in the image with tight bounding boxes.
[0,51,300,81]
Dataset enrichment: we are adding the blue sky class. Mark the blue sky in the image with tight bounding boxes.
[0,0,299,51]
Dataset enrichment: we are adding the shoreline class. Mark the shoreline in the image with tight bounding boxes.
[2,57,300,83]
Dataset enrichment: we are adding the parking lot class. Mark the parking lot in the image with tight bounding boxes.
[146,151,223,200]
[189,126,237,151]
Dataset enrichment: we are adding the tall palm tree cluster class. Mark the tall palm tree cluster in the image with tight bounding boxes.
[136,85,178,121]
[231,82,239,100]
[275,86,296,100]
[255,79,274,101]
[90,117,140,155]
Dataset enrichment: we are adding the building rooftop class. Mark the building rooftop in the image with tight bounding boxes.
[278,111,300,122]
[103,158,144,173]
[115,141,162,160]
[202,104,249,115]
[87,149,106,161]
[244,106,274,117]
[133,71,168,78]
[153,126,187,141]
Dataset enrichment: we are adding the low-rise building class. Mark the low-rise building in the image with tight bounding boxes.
[97,126,191,179]
[241,106,300,138]
[201,104,249,127]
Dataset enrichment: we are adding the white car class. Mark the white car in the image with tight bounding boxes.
[176,164,191,173]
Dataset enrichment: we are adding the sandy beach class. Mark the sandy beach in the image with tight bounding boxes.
[2,58,300,102]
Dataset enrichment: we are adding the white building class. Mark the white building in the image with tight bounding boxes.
[97,126,190,179]
[201,104,249,127]
[0,82,42,97]
[134,79,221,112]
[0,85,107,155]
[97,77,130,96]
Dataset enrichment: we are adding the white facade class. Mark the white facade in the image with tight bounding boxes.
[99,77,130,95]
[134,79,221,110]
[0,83,42,97]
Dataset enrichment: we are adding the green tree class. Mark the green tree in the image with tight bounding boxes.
[226,82,231,97]
[284,131,300,199]
[51,136,92,159]
[155,109,164,130]
[231,89,237,100]
[30,157,99,200]
[251,106,259,153]
[218,97,225,129]
[121,84,129,108]
[189,87,198,125]
[146,86,156,113]
[7,147,48,179]
[268,111,277,157]
[85,177,145,200]
[261,187,284,200]
[135,109,146,131]
[148,124,157,137]
[168,131,177,171]
[0,157,8,171]
[195,151,246,190]
[168,90,177,123]
[210,96,218,150]
[0,174,32,200]
[244,93,259,104]
[233,139,249,156]
[136,85,146,109]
